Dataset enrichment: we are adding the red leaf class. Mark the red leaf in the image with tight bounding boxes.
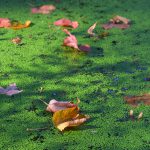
[63,29,79,49]
[54,18,78,29]
[31,5,56,14]
[0,18,11,28]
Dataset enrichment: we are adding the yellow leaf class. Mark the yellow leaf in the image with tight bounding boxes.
[9,20,31,30]
[52,106,89,131]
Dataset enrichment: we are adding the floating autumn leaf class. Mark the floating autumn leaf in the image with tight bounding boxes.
[87,22,97,36]
[11,37,22,44]
[52,106,89,131]
[63,29,91,52]
[0,18,11,28]
[102,15,130,30]
[9,20,31,30]
[0,83,23,96]
[124,94,150,107]
[46,99,77,113]
[54,18,78,29]
[31,5,56,14]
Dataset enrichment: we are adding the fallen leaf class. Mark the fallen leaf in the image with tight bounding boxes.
[129,110,134,121]
[87,22,97,36]
[63,29,91,52]
[110,15,130,24]
[54,18,78,29]
[79,44,91,52]
[52,106,89,131]
[31,5,56,14]
[63,29,79,49]
[46,99,77,113]
[124,94,150,107]
[0,18,11,28]
[102,15,130,30]
[0,83,23,96]
[11,37,22,44]
[9,20,31,30]
[138,112,143,120]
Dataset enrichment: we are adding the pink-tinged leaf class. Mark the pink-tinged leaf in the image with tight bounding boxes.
[31,5,56,14]
[0,18,11,28]
[46,99,77,113]
[0,83,23,96]
[11,37,22,44]
[63,29,79,49]
[110,15,130,24]
[54,18,78,29]
[79,44,91,52]
[102,15,130,30]
[87,22,97,36]
[102,23,130,30]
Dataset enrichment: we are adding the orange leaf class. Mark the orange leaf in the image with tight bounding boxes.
[9,20,31,30]
[52,106,89,131]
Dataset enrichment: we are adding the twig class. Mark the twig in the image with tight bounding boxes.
[26,127,49,131]
[39,99,48,106]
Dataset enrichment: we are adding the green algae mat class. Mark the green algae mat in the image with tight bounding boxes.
[0,0,150,149]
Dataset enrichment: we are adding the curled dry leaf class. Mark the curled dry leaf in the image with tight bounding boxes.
[9,20,31,30]
[54,18,78,29]
[63,29,79,49]
[0,18,11,28]
[102,15,130,30]
[0,83,23,96]
[12,37,22,44]
[52,106,89,131]
[124,94,150,107]
[87,22,97,36]
[46,99,77,113]
[138,112,143,120]
[110,15,130,24]
[31,5,56,14]
[63,29,91,52]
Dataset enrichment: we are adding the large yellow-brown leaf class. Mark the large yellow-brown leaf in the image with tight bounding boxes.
[52,106,89,131]
[9,20,31,30]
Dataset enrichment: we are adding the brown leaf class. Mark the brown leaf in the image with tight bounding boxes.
[102,15,130,30]
[110,15,130,24]
[46,99,77,113]
[87,22,97,36]
[52,106,89,131]
[9,20,31,30]
[124,94,150,107]
[11,37,22,44]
